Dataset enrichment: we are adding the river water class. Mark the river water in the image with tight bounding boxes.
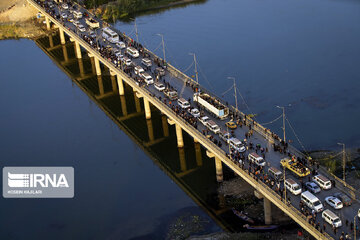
[0,0,360,239]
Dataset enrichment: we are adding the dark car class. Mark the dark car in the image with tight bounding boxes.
[333,192,352,206]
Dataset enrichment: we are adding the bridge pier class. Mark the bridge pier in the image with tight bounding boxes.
[178,147,186,172]
[120,95,128,116]
[133,92,141,112]
[195,142,202,166]
[74,41,82,59]
[48,35,54,48]
[59,28,65,45]
[264,198,273,225]
[62,45,68,62]
[117,75,124,96]
[94,57,101,75]
[146,119,154,142]
[97,75,104,96]
[206,151,223,182]
[144,99,151,120]
[110,75,117,93]
[45,16,50,30]
[175,124,184,148]
[161,115,169,137]
[78,58,84,77]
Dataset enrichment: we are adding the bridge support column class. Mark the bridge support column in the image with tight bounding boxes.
[48,35,54,48]
[178,147,186,172]
[45,16,50,30]
[215,157,223,182]
[195,142,202,166]
[161,115,169,137]
[59,28,65,45]
[94,57,101,75]
[134,92,141,112]
[74,41,82,59]
[146,119,154,142]
[120,95,128,116]
[264,198,272,225]
[144,98,151,120]
[97,75,104,96]
[78,58,84,77]
[117,75,124,96]
[62,45,68,62]
[175,124,184,148]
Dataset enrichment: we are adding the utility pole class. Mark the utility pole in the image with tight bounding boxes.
[134,19,139,43]
[227,77,238,112]
[283,167,287,205]
[189,53,199,84]
[156,33,166,63]
[276,104,291,143]
[338,142,346,182]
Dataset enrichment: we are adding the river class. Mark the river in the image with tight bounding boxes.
[0,0,360,239]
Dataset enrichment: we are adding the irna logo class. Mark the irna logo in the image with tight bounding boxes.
[8,172,69,188]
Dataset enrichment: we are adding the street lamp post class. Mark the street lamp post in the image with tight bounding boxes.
[156,33,166,63]
[189,53,199,84]
[227,77,238,113]
[337,142,346,182]
[276,104,291,143]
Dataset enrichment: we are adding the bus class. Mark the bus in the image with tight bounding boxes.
[102,27,119,43]
[126,47,139,58]
[73,10,82,19]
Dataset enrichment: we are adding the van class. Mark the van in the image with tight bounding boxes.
[268,167,283,180]
[248,152,266,167]
[206,120,220,134]
[142,58,152,67]
[134,66,144,75]
[219,130,231,143]
[140,72,153,85]
[126,47,139,58]
[285,178,302,195]
[73,10,82,19]
[177,98,190,109]
[322,209,342,228]
[313,174,331,190]
[301,191,323,212]
[229,138,246,153]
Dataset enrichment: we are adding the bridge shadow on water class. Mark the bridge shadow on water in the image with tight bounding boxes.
[33,31,255,235]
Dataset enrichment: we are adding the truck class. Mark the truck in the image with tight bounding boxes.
[280,157,310,177]
[164,89,178,100]
[193,92,229,120]
[85,17,100,29]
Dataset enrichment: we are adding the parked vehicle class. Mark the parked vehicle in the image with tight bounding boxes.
[102,27,119,43]
[285,178,302,195]
[61,13,67,19]
[280,157,310,177]
[189,108,200,118]
[229,138,246,152]
[313,174,332,190]
[193,92,229,120]
[248,152,265,166]
[141,58,152,67]
[140,72,153,85]
[219,130,231,143]
[199,116,210,126]
[333,192,352,206]
[154,82,165,91]
[325,196,343,209]
[86,18,100,29]
[155,67,165,76]
[122,57,132,66]
[127,47,139,58]
[206,120,220,134]
[163,89,178,100]
[268,167,283,180]
[177,98,190,109]
[73,10,82,19]
[305,181,321,194]
[78,24,86,32]
[301,191,323,212]
[62,3,68,9]
[134,66,144,75]
[322,209,342,228]
[116,41,126,49]
[225,121,237,129]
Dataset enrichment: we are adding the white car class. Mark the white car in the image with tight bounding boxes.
[199,116,209,126]
[116,41,126,49]
[325,196,343,209]
[134,66,144,75]
[114,50,122,58]
[123,57,132,66]
[73,20,81,27]
[61,13,67,19]
[140,72,154,85]
[305,181,321,194]
[189,108,200,118]
[154,82,165,91]
[62,3,68,9]
[78,24,86,32]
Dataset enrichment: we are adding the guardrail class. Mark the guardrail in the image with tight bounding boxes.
[29,1,334,239]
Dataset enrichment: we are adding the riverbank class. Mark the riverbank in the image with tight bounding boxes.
[0,0,46,40]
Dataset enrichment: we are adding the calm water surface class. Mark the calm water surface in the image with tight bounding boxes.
[1,0,360,239]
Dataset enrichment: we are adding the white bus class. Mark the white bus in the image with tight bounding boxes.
[126,47,139,58]
[102,27,119,43]
[73,10,82,19]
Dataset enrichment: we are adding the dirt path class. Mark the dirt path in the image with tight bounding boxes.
[0,0,38,23]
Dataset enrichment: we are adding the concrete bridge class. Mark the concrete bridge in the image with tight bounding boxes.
[28,1,360,239]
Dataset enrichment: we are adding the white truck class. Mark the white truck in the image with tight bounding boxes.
[193,92,229,120]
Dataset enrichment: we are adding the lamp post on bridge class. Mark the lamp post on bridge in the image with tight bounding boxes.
[156,33,166,64]
[189,53,199,84]
[337,142,346,182]
[227,77,238,114]
[276,104,291,143]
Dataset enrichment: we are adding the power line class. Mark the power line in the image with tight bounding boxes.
[261,114,283,126]
[285,116,309,156]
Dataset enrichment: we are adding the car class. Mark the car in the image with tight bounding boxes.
[154,82,165,91]
[219,130,231,143]
[333,192,352,206]
[89,31,96,39]
[114,49,122,58]
[189,108,200,118]
[78,24,86,32]
[62,3,68,9]
[134,66,144,75]
[61,13,67,19]
[225,121,237,129]
[325,196,343,209]
[116,41,126,49]
[123,57,132,66]
[73,20,81,27]
[155,67,165,76]
[305,181,321,194]
[199,116,209,126]
[140,72,154,85]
